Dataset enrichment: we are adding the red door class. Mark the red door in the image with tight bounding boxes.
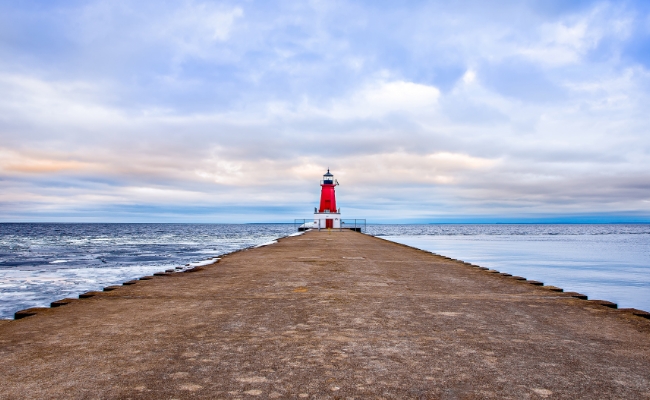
[325,219,333,229]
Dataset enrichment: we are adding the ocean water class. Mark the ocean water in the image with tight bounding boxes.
[368,224,650,312]
[2,224,649,320]
[0,223,295,319]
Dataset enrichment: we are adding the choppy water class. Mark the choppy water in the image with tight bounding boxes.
[0,223,295,319]
[2,223,649,319]
[368,224,650,312]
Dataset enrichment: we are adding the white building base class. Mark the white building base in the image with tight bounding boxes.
[313,213,341,229]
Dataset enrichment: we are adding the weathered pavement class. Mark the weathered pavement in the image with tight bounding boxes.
[1,230,650,399]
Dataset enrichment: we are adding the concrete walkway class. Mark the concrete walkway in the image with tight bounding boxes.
[1,230,649,399]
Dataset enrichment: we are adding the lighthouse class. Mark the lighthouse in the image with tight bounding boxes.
[314,169,341,229]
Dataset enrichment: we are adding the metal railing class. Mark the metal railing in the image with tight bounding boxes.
[294,219,311,232]
[293,219,366,233]
[341,219,366,233]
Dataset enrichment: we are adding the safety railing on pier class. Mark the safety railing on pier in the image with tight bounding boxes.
[341,219,366,232]
[294,219,310,231]
[294,219,367,233]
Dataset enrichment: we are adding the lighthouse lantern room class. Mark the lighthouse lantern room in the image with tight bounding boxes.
[314,169,341,229]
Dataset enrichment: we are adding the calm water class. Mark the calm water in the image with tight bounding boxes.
[368,224,650,312]
[0,223,295,319]
[2,224,649,319]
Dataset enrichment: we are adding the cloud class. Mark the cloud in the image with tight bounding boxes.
[0,149,94,174]
[266,79,441,121]
[517,4,633,66]
[152,4,244,58]
[0,0,649,222]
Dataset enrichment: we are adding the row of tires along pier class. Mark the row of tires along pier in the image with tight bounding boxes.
[8,246,650,322]
[431,252,650,320]
[12,260,218,320]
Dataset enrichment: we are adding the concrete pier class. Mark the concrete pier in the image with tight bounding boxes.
[1,230,650,398]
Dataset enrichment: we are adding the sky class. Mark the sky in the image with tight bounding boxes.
[1,0,650,223]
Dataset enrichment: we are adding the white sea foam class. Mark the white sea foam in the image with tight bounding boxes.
[188,258,219,267]
[0,223,296,319]
[255,240,278,247]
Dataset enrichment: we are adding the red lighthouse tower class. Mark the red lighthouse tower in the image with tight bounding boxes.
[314,169,341,229]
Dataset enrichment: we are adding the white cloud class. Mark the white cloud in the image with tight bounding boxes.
[517,6,632,66]
[353,80,440,115]
[267,80,441,120]
[1,0,650,221]
[157,4,244,57]
[461,69,476,84]
[0,74,121,129]
[68,1,244,62]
